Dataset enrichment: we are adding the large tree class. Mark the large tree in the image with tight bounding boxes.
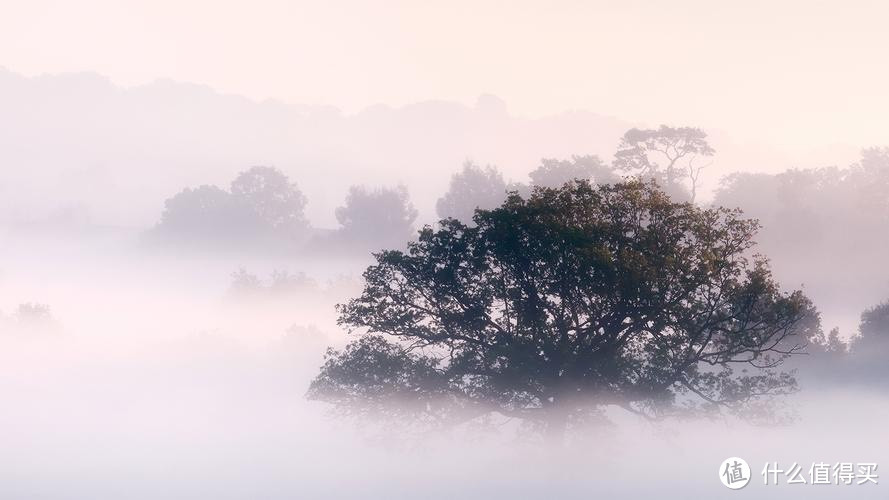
[309,180,815,440]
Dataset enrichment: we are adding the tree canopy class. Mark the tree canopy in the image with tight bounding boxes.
[309,180,815,439]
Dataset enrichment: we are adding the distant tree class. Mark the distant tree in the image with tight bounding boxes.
[852,147,889,217]
[856,301,889,349]
[775,308,845,383]
[436,161,508,222]
[713,173,780,215]
[858,146,889,172]
[837,301,889,382]
[230,166,308,232]
[714,169,828,251]
[153,166,309,248]
[309,180,815,441]
[157,185,244,240]
[230,268,264,294]
[614,126,714,202]
[823,328,847,352]
[335,185,418,249]
[505,180,533,199]
[528,155,618,188]
[807,327,847,357]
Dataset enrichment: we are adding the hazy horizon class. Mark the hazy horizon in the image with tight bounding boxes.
[0,65,870,232]
[3,0,888,149]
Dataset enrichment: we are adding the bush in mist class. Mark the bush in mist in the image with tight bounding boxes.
[13,302,53,323]
[308,180,816,441]
[1,302,58,334]
[151,166,309,250]
[435,161,508,223]
[229,268,317,298]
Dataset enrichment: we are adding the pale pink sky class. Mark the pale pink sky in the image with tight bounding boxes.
[2,0,888,149]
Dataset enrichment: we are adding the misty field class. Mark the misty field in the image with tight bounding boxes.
[0,226,886,499]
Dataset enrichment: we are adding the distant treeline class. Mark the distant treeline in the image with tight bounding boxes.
[147,125,719,254]
[146,165,418,254]
[147,126,889,271]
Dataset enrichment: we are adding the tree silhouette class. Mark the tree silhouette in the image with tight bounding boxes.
[856,301,889,348]
[827,301,889,384]
[153,166,309,248]
[853,147,889,217]
[230,166,308,232]
[614,126,714,202]
[157,184,247,241]
[436,161,508,222]
[309,180,815,441]
[334,185,418,249]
